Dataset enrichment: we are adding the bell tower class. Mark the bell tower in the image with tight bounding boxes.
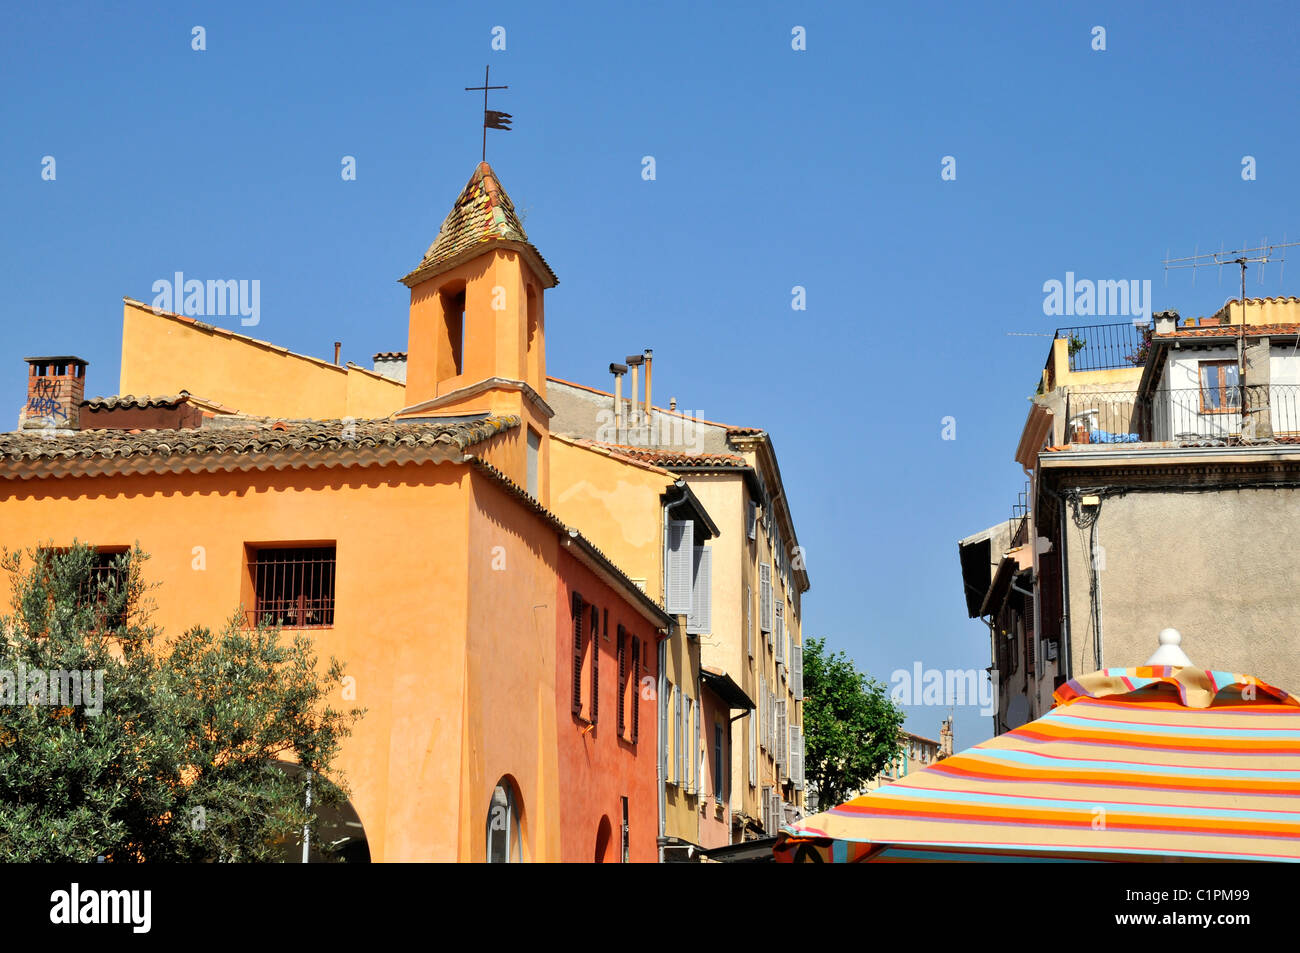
[398,162,558,498]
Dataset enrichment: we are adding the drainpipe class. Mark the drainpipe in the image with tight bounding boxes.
[660,481,693,863]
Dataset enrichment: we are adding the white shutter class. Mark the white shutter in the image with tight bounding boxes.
[747,500,757,540]
[666,520,694,614]
[759,564,772,633]
[692,697,700,794]
[746,585,753,658]
[792,725,803,790]
[674,686,682,785]
[687,546,711,635]
[774,602,784,666]
[749,710,757,787]
[793,644,803,701]
[777,700,787,779]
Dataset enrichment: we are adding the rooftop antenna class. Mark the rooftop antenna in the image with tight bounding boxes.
[1163,237,1300,406]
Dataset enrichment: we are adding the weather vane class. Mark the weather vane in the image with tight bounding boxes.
[465,64,511,162]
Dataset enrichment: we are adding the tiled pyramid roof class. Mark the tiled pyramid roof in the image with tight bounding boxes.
[402,162,557,287]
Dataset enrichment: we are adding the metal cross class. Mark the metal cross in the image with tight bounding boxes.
[465,64,510,161]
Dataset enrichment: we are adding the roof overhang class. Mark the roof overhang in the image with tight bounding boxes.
[399,239,558,290]
[394,377,554,421]
[700,666,755,710]
[1015,402,1055,470]
[560,531,673,631]
[665,480,720,541]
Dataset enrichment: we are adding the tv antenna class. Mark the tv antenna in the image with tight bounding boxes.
[1163,237,1300,389]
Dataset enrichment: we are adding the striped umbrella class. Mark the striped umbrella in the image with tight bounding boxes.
[775,666,1300,862]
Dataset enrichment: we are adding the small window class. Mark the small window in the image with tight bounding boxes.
[526,428,541,497]
[486,779,523,863]
[1199,360,1240,413]
[250,546,335,628]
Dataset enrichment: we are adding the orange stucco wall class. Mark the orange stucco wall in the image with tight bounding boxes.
[119,300,406,419]
[0,457,569,858]
[554,549,660,862]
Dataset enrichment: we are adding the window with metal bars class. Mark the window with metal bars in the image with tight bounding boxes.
[249,546,336,628]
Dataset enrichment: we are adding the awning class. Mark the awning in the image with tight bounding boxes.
[776,667,1300,863]
[701,666,755,710]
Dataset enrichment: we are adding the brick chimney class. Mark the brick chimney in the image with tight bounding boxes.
[22,357,86,431]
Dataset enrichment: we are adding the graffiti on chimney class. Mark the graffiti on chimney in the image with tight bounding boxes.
[26,377,69,424]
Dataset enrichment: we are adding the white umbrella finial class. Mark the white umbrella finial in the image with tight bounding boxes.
[1145,627,1192,667]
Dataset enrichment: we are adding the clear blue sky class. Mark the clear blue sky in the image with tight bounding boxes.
[3,1,1297,746]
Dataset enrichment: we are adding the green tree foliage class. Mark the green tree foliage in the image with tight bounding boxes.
[802,636,905,809]
[0,544,363,861]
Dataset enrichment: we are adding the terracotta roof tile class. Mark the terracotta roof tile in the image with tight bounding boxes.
[1159,322,1300,339]
[405,162,556,284]
[596,443,749,468]
[0,415,517,464]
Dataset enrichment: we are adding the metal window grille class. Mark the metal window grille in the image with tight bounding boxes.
[77,549,128,629]
[250,546,335,628]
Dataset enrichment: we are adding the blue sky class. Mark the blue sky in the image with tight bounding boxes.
[3,1,1298,746]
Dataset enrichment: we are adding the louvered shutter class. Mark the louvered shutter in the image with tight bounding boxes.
[758,676,766,750]
[776,700,787,778]
[687,546,711,635]
[666,520,694,614]
[590,606,600,724]
[747,500,757,540]
[793,643,803,701]
[774,602,784,666]
[571,593,584,715]
[792,725,803,790]
[749,710,756,787]
[693,698,701,794]
[759,564,772,633]
[673,685,682,785]
[617,627,627,736]
[745,585,753,658]
[631,637,641,743]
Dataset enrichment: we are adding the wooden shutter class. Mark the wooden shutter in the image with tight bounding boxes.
[793,643,803,701]
[747,500,757,540]
[631,636,641,743]
[746,584,753,658]
[617,626,627,737]
[673,685,682,785]
[759,563,772,632]
[571,593,585,716]
[687,546,711,635]
[666,520,694,614]
[759,676,767,750]
[590,605,600,724]
[776,699,787,777]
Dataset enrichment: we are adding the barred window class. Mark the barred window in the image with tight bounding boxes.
[250,546,336,628]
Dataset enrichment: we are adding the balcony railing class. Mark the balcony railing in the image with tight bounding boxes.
[1063,385,1300,445]
[1056,324,1150,372]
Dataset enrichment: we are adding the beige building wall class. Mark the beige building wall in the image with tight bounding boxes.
[1059,484,1300,689]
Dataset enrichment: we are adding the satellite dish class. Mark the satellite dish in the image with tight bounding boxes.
[1006,694,1031,730]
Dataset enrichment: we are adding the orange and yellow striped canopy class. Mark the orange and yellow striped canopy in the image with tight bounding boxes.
[775,667,1300,863]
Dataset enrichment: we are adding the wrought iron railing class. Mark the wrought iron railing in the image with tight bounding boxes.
[1063,385,1300,444]
[1055,323,1150,372]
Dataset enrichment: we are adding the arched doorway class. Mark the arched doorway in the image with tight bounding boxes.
[272,763,370,862]
[594,816,612,863]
